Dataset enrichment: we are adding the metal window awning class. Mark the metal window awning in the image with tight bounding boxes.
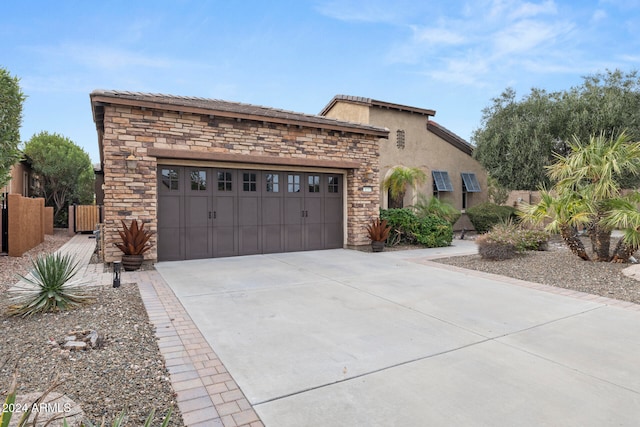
[461,172,481,192]
[432,170,453,192]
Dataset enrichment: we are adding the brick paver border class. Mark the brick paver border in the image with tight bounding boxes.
[131,270,264,427]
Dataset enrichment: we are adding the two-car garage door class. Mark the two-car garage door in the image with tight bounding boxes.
[157,165,344,261]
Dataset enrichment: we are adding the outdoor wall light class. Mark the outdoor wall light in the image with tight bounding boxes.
[365,167,374,182]
[113,260,121,288]
[126,152,138,171]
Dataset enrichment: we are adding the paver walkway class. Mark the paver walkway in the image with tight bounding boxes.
[55,234,261,427]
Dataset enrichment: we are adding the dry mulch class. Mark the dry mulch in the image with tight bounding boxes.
[434,237,640,305]
[0,230,184,426]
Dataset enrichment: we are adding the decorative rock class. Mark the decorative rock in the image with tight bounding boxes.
[57,329,104,351]
[63,341,87,350]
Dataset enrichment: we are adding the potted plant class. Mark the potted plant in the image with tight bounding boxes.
[366,218,391,252]
[115,219,153,271]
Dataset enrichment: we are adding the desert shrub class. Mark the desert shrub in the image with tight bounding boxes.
[466,202,518,233]
[518,229,550,251]
[381,208,452,248]
[477,222,550,260]
[7,253,92,317]
[476,233,518,260]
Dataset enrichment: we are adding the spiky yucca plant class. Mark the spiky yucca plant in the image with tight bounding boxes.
[115,219,153,255]
[8,253,91,317]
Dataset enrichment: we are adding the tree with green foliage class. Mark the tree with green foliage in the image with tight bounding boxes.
[24,131,94,225]
[0,67,25,190]
[487,175,509,205]
[473,69,640,190]
[382,166,427,208]
[520,131,640,263]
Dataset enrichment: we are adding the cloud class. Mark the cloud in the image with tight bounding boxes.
[507,0,558,19]
[58,44,173,70]
[315,0,405,23]
[591,9,608,21]
[492,19,572,56]
[410,26,466,46]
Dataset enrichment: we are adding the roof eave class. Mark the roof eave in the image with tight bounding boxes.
[320,95,436,117]
[90,93,388,138]
[427,123,474,156]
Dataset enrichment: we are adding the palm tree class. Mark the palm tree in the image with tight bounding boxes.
[519,189,591,260]
[602,193,640,262]
[548,131,640,260]
[383,166,427,208]
[523,131,640,262]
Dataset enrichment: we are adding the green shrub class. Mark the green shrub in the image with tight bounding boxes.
[412,194,461,225]
[466,202,518,233]
[7,253,92,317]
[381,208,452,248]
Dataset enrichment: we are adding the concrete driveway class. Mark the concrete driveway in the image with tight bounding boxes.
[156,244,640,426]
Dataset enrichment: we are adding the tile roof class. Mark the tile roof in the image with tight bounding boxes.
[90,90,388,136]
[319,94,436,117]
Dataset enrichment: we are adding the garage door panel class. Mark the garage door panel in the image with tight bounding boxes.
[239,227,260,255]
[239,197,259,226]
[157,227,183,261]
[285,224,304,252]
[304,197,323,225]
[305,223,324,250]
[186,226,211,259]
[262,225,283,253]
[324,197,342,224]
[324,223,343,249]
[215,196,235,227]
[186,196,208,226]
[214,227,236,257]
[262,197,282,225]
[159,167,344,259]
[158,166,185,261]
[284,197,303,225]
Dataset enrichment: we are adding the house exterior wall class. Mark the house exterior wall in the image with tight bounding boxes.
[2,162,31,196]
[370,107,488,211]
[323,101,488,212]
[322,102,370,125]
[100,104,381,262]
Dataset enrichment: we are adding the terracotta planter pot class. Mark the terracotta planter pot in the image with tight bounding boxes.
[121,254,144,271]
[371,241,385,252]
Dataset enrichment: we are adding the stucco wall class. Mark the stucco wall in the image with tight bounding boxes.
[369,108,488,211]
[3,162,29,196]
[322,102,370,125]
[100,105,381,262]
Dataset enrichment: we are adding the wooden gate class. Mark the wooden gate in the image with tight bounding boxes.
[74,205,102,233]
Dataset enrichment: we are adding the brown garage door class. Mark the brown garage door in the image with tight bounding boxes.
[157,166,344,261]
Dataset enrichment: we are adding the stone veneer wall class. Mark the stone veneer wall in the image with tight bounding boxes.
[101,105,381,263]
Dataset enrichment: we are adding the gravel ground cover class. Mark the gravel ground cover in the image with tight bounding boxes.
[0,230,184,426]
[434,236,640,305]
